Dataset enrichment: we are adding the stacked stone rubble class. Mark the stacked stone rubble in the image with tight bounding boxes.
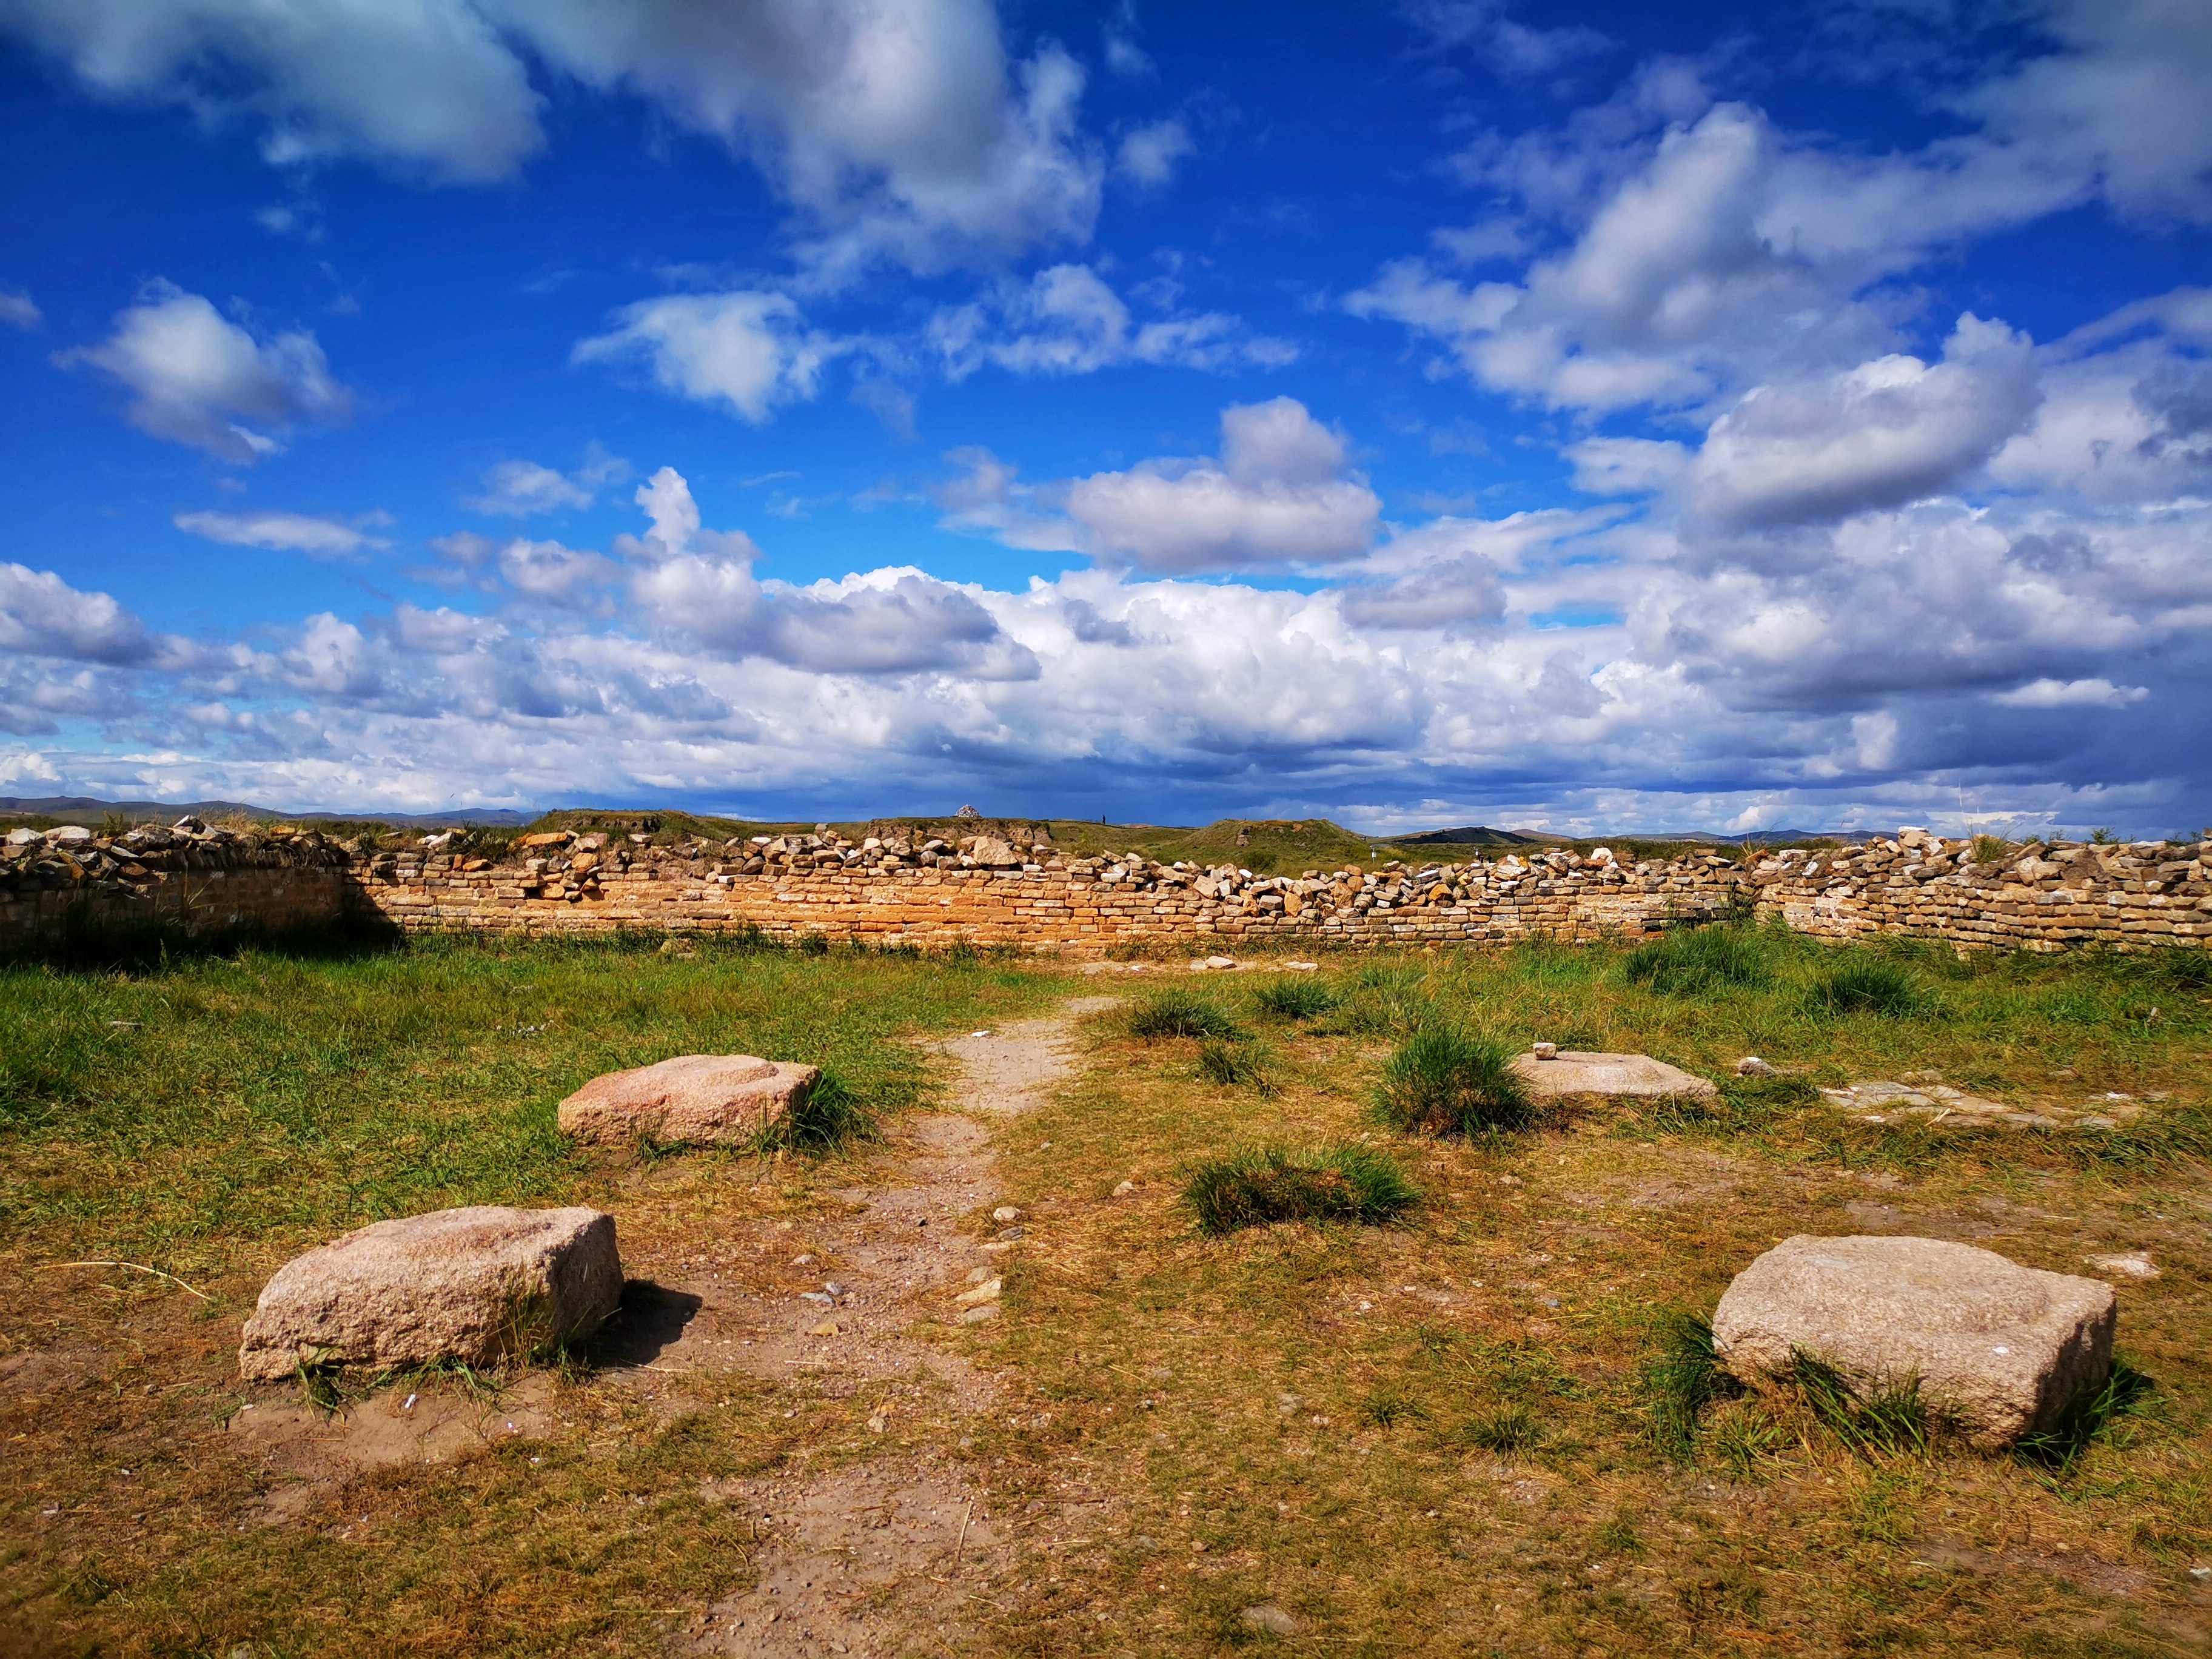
[5,816,2203,956]
[0,817,348,947]
[341,825,2210,956]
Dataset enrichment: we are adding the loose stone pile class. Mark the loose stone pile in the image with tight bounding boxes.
[0,814,345,896]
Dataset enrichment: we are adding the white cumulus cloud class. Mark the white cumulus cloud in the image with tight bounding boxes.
[573,292,840,424]
[464,446,629,516]
[58,281,352,463]
[0,0,1107,279]
[1687,315,2041,529]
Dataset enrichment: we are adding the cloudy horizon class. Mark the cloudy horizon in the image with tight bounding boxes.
[2,0,2208,840]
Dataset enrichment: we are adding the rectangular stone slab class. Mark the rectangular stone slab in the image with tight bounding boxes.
[1712,1233,2116,1447]
[1509,1050,1718,1101]
[558,1053,820,1145]
[238,1205,623,1381]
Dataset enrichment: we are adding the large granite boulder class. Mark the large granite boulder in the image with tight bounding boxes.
[558,1054,820,1145]
[1712,1234,2116,1447]
[1509,1049,1719,1102]
[239,1206,623,1381]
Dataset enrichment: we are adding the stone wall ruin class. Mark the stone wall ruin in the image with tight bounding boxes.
[4,817,2205,958]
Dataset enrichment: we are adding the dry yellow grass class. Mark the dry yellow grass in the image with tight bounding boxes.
[4,931,2209,1655]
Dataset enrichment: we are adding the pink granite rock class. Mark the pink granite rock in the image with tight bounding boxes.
[1712,1234,2116,1447]
[1509,1049,1718,1101]
[557,1053,819,1145]
[238,1205,622,1381]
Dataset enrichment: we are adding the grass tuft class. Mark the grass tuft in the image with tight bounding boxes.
[1623,925,1776,994]
[2015,1358,2155,1475]
[1129,990,1244,1041]
[1372,1026,1533,1137]
[1453,1404,1544,1454]
[1790,1352,1942,1458]
[1640,1310,1740,1460]
[1179,1143,1418,1234]
[1806,957,1922,1016]
[1250,976,1340,1019]
[763,1070,877,1151]
[1197,1037,1281,1095]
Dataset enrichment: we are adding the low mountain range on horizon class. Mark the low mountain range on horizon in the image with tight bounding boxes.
[3,794,1883,848]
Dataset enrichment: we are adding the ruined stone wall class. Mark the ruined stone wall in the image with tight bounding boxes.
[5,817,2203,956]
[346,826,2211,956]
[0,819,349,950]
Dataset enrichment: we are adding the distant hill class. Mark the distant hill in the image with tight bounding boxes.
[1396,825,1560,848]
[0,794,533,828]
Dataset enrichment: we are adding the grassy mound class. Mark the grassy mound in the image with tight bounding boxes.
[1372,1026,1532,1136]
[1181,1143,1418,1234]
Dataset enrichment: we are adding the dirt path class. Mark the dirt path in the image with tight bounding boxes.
[663,996,1118,1658]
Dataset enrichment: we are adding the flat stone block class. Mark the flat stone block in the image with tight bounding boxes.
[558,1053,820,1145]
[1713,1234,2115,1447]
[1510,1049,1718,1101]
[238,1205,622,1381]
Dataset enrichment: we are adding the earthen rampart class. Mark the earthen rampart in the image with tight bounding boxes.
[5,819,2205,957]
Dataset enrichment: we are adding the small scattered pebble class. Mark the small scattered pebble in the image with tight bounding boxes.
[1112,1181,1135,1198]
[1240,1605,1303,1636]
[992,1205,1021,1223]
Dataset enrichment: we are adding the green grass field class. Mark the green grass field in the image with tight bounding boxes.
[2,926,2208,1655]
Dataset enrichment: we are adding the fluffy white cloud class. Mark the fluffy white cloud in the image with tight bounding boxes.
[0,0,543,183]
[1064,399,1379,572]
[1114,118,1191,187]
[464,447,629,516]
[0,0,1105,278]
[1686,315,2040,529]
[620,467,1034,676]
[1994,678,2150,709]
[0,562,159,665]
[1355,1,2212,417]
[929,264,1295,379]
[1564,436,1688,496]
[57,281,352,463]
[0,287,39,329]
[573,292,840,423]
[423,533,620,608]
[500,0,1102,280]
[940,397,1380,574]
[174,508,390,559]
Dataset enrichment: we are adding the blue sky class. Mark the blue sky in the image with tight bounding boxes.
[1,0,2208,836]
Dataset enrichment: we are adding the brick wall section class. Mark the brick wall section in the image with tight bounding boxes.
[5,820,2204,956]
[0,822,349,948]
[343,828,2211,956]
